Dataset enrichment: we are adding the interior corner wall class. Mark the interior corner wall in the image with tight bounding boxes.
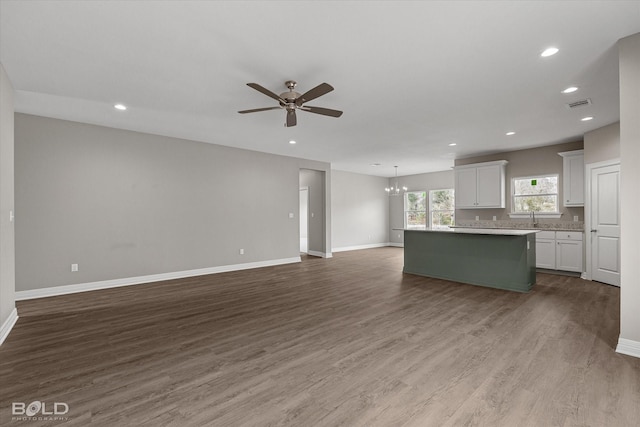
[584,122,620,165]
[14,114,303,292]
[618,32,640,349]
[0,63,16,340]
[331,170,389,250]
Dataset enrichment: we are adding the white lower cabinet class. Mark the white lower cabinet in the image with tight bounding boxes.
[555,232,583,273]
[535,236,556,269]
[536,231,583,273]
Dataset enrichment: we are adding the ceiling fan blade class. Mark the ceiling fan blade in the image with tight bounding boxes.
[286,110,297,127]
[238,106,281,114]
[301,106,343,118]
[296,83,334,105]
[246,83,284,103]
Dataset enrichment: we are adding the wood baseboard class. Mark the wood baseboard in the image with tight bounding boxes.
[332,243,389,252]
[616,337,640,359]
[0,308,18,346]
[307,251,333,258]
[16,257,301,301]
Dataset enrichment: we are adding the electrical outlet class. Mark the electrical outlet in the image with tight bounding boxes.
[397,234,401,238]
[288,212,294,219]
[239,249,244,255]
[493,216,497,221]
[475,216,479,221]
[573,216,579,222]
[71,264,78,272]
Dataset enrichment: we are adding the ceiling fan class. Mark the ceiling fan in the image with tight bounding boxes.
[238,80,343,127]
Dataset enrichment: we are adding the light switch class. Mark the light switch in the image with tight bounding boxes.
[288,213,294,219]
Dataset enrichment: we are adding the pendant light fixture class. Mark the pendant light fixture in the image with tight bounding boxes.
[385,166,407,196]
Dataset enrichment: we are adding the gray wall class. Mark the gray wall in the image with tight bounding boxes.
[15,114,313,291]
[331,170,389,250]
[455,141,584,222]
[584,122,620,165]
[388,170,454,245]
[619,33,640,346]
[0,63,16,333]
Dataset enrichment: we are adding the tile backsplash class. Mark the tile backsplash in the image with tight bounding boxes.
[455,219,584,231]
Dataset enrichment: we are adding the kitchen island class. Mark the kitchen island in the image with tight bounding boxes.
[403,228,538,292]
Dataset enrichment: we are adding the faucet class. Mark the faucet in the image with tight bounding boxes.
[531,211,537,227]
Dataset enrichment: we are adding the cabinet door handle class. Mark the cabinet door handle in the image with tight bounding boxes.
[590,229,597,233]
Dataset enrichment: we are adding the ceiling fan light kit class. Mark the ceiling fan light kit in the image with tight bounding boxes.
[239,80,343,127]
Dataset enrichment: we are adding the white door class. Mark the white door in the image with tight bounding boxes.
[299,188,309,253]
[590,164,620,286]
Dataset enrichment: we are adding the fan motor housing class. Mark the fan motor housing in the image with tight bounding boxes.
[280,91,301,103]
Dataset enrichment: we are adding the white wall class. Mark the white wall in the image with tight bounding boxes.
[15,114,318,292]
[0,63,17,344]
[331,170,389,251]
[618,32,640,357]
[388,170,454,245]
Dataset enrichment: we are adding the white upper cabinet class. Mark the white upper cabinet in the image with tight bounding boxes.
[558,150,584,207]
[454,160,508,209]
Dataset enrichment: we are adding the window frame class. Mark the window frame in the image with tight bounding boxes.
[509,174,562,218]
[403,191,427,230]
[428,188,455,229]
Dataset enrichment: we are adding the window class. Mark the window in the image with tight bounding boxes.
[404,191,427,229]
[429,189,455,229]
[404,189,455,229]
[512,175,559,214]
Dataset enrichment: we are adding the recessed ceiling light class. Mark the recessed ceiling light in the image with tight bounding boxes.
[448,143,457,146]
[114,104,127,110]
[370,163,381,167]
[541,47,559,57]
[581,116,594,121]
[562,86,578,94]
[289,140,296,144]
[506,131,516,136]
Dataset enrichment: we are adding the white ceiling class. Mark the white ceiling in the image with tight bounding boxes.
[1,1,639,177]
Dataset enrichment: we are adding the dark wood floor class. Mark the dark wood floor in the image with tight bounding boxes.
[2,247,639,426]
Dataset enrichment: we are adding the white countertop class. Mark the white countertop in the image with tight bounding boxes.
[405,227,539,236]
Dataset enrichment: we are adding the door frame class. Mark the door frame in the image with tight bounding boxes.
[584,158,620,281]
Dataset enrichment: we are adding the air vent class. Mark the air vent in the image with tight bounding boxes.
[566,98,592,109]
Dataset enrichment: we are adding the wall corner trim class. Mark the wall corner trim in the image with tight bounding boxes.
[0,308,19,346]
[616,337,640,359]
[307,250,333,258]
[16,257,302,301]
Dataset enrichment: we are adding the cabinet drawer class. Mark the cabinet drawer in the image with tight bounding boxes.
[536,231,556,239]
[556,231,583,241]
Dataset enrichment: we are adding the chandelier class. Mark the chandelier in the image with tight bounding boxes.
[385,166,407,196]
